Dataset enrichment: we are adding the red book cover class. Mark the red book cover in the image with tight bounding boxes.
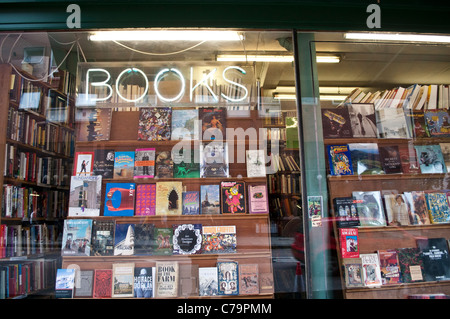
[93,269,112,298]
[378,249,401,284]
[135,184,156,216]
[339,228,359,258]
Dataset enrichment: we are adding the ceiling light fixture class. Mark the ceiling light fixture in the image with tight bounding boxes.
[216,55,340,63]
[89,30,244,42]
[344,32,450,43]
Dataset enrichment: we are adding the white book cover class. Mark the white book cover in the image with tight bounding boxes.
[198,267,218,296]
[360,253,382,287]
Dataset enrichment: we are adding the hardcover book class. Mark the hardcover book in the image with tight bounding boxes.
[397,247,424,283]
[202,225,237,254]
[93,269,113,298]
[112,263,135,298]
[424,110,450,138]
[68,175,102,217]
[347,103,378,138]
[321,107,353,138]
[327,144,353,176]
[200,184,221,215]
[384,194,411,226]
[93,149,115,179]
[352,191,386,227]
[221,181,246,214]
[172,223,202,255]
[138,107,172,141]
[198,267,219,296]
[134,148,155,178]
[74,270,94,298]
[415,144,446,174]
[333,197,360,228]
[403,191,431,225]
[134,267,155,298]
[134,223,155,255]
[155,261,179,298]
[91,219,115,256]
[379,145,402,174]
[248,184,269,214]
[246,149,266,177]
[343,258,364,288]
[360,253,382,287]
[104,182,136,216]
[55,268,75,298]
[75,108,112,142]
[153,227,173,256]
[348,143,384,175]
[199,107,227,140]
[73,152,94,176]
[172,148,200,178]
[339,228,359,258]
[113,223,135,256]
[200,142,229,178]
[155,181,183,216]
[375,108,409,138]
[182,191,200,215]
[113,151,135,179]
[217,261,239,295]
[61,219,92,256]
[155,150,173,178]
[417,237,450,282]
[398,142,421,174]
[425,192,450,224]
[378,249,401,285]
[135,184,156,216]
[171,108,199,140]
[239,264,259,295]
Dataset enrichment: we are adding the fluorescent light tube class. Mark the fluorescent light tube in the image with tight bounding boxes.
[90,30,243,42]
[344,32,450,43]
[217,55,340,63]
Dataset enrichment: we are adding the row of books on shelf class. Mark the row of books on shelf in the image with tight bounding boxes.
[334,189,450,229]
[56,260,272,299]
[270,152,300,172]
[0,257,58,299]
[327,142,450,176]
[269,196,301,218]
[267,173,301,195]
[62,219,238,257]
[340,230,450,288]
[69,178,269,217]
[322,103,450,139]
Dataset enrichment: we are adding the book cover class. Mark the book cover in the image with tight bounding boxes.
[172,223,202,255]
[198,267,218,296]
[199,107,227,140]
[155,261,179,297]
[404,191,431,225]
[171,108,199,140]
[112,263,135,298]
[200,142,229,178]
[93,269,113,298]
[248,184,269,214]
[348,143,384,175]
[217,261,239,295]
[93,149,115,179]
[424,110,450,138]
[75,108,112,142]
[398,142,421,174]
[384,194,410,226]
[202,225,237,254]
[339,228,359,258]
[327,144,353,176]
[415,145,446,174]
[138,107,172,141]
[134,148,155,178]
[134,267,155,298]
[360,253,382,287]
[113,151,135,179]
[439,142,450,172]
[55,268,75,298]
[74,270,94,298]
[135,184,156,216]
[404,110,429,138]
[425,192,450,224]
[153,227,173,256]
[352,191,386,227]
[182,191,200,215]
[333,197,360,228]
[239,264,259,295]
[155,150,173,178]
[347,103,378,138]
[179,264,200,297]
[61,219,92,256]
[343,258,364,288]
[417,237,450,282]
[246,149,266,177]
[397,247,424,283]
[113,223,135,256]
[155,181,183,216]
[172,147,200,178]
[68,175,102,217]
[378,249,401,285]
[321,107,353,138]
[378,145,402,174]
[91,219,115,256]
[104,182,136,216]
[134,223,155,255]
[376,108,409,138]
[73,152,94,176]
[221,181,246,214]
[200,184,221,215]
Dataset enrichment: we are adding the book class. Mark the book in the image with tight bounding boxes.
[375,108,409,138]
[134,223,155,255]
[239,264,259,295]
[347,103,378,138]
[398,142,421,174]
[397,247,424,283]
[155,150,173,178]
[135,184,156,216]
[221,181,246,214]
[348,143,384,175]
[424,110,450,138]
[415,144,446,174]
[378,145,402,174]
[113,223,135,256]
[113,151,135,179]
[68,175,102,217]
[182,191,200,215]
[153,227,173,256]
[75,108,112,142]
[92,149,115,179]
[200,142,229,178]
[327,144,353,176]
[73,151,94,176]
[91,219,115,256]
[61,219,93,256]
[74,270,94,298]
[112,263,135,298]
[417,237,450,282]
[155,261,179,297]
[200,184,221,215]
[171,108,199,140]
[134,267,155,298]
[439,142,450,172]
[404,191,431,225]
[179,264,200,297]
[246,149,266,177]
[172,223,202,255]
[343,258,364,288]
[248,184,269,214]
[321,107,353,138]
[339,228,359,258]
[134,148,155,178]
[378,249,401,285]
[155,181,183,215]
[93,269,113,298]
[202,225,237,254]
[425,192,450,224]
[104,182,136,216]
[172,147,200,178]
[404,110,429,138]
[360,253,382,287]
[352,191,386,227]
[55,268,75,298]
[138,107,172,141]
[333,197,360,228]
[384,194,410,226]
[217,261,239,295]
[199,107,227,140]
[198,267,219,296]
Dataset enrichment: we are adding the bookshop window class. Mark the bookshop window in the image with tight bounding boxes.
[0,29,304,299]
[309,31,450,299]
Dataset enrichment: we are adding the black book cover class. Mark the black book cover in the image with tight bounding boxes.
[417,237,450,282]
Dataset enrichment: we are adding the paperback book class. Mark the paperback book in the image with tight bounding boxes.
[112,263,135,298]
[248,184,269,214]
[339,228,359,258]
[182,191,200,215]
[321,107,353,138]
[155,150,173,178]
[200,184,221,215]
[61,219,92,256]
[68,175,102,217]
[384,194,410,226]
[221,181,246,214]
[398,142,421,174]
[348,143,384,175]
[397,247,425,283]
[55,268,75,298]
[352,191,386,227]
[403,191,431,225]
[347,103,378,138]
[424,110,450,138]
[134,148,155,178]
[138,107,172,141]
[92,149,115,179]
[376,108,409,138]
[75,108,112,142]
[360,253,382,287]
[200,142,229,178]
[104,183,136,216]
[415,145,446,174]
[113,223,135,256]
[91,219,115,256]
[134,223,155,255]
[74,270,94,298]
[134,267,155,298]
[73,152,94,176]
[155,181,183,216]
[199,107,227,140]
[171,108,199,140]
[135,184,156,216]
[202,225,237,254]
[343,258,364,288]
[327,144,353,176]
[246,149,266,177]
[333,197,360,228]
[113,151,135,179]
[378,145,402,174]
[93,269,113,298]
[172,223,202,255]
[172,148,200,178]
[217,261,239,295]
[239,264,259,295]
[198,267,218,296]
[425,192,450,224]
[155,261,179,297]
[404,110,429,138]
[378,249,401,285]
[153,227,173,256]
[417,237,450,282]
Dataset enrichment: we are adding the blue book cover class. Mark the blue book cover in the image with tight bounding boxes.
[104,182,136,216]
[415,145,446,174]
[327,144,354,176]
[113,151,135,179]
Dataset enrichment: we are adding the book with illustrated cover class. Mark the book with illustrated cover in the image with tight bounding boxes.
[202,225,237,254]
[200,142,229,178]
[378,249,401,285]
[217,261,239,295]
[339,228,359,258]
[343,258,364,288]
[347,103,378,138]
[134,223,155,255]
[55,268,75,298]
[135,184,156,216]
[415,144,446,174]
[93,269,113,298]
[384,194,410,226]
[91,219,115,256]
[74,270,94,298]
[172,147,200,178]
[61,219,92,256]
[403,191,431,225]
[93,149,115,179]
[221,181,246,214]
[248,184,269,214]
[134,267,155,298]
[404,110,429,138]
[199,107,227,140]
[171,108,199,140]
[155,261,179,298]
[375,108,409,138]
[155,181,183,216]
[200,184,221,215]
[333,197,360,228]
[134,148,155,178]
[327,144,353,176]
[182,191,200,215]
[352,191,386,227]
[321,107,353,138]
[398,142,421,174]
[439,142,450,172]
[348,143,384,175]
[424,110,450,138]
[417,237,450,282]
[113,223,135,256]
[360,253,382,287]
[155,150,173,178]
[113,151,135,179]
[379,145,402,174]
[425,192,450,224]
[68,175,102,217]
[75,108,112,142]
[397,247,425,283]
[112,263,135,298]
[104,182,135,216]
[246,149,266,177]
[239,264,259,295]
[153,227,173,256]
[172,223,202,255]
[138,107,172,141]
[199,267,218,296]
[73,152,94,176]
